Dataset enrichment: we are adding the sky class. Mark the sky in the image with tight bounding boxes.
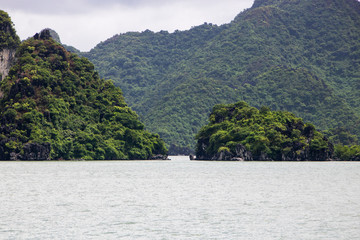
[2,0,254,51]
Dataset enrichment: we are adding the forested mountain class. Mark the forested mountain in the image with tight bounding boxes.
[0,29,167,160]
[83,0,360,154]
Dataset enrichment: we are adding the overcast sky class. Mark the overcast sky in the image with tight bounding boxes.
[2,0,254,51]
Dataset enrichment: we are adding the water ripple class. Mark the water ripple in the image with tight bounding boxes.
[0,158,359,239]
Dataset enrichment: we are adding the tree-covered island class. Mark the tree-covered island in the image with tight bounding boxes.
[195,101,360,161]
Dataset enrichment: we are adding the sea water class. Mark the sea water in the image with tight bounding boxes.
[1,156,359,239]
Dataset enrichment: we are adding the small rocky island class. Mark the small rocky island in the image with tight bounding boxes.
[195,101,334,161]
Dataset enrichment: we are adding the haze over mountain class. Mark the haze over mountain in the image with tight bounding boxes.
[82,0,360,154]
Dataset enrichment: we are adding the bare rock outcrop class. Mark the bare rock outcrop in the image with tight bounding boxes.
[0,48,16,81]
[1,141,51,161]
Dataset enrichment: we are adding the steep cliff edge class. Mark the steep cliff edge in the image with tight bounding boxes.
[0,48,16,81]
[0,10,20,81]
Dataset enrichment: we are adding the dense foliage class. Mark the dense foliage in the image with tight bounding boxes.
[83,0,360,153]
[334,144,360,161]
[0,10,20,50]
[195,101,334,161]
[0,31,167,160]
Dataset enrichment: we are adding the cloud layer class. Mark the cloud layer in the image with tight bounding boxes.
[3,0,253,51]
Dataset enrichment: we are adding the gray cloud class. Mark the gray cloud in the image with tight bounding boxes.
[2,0,253,14]
[3,0,254,51]
[2,0,84,14]
[2,0,173,14]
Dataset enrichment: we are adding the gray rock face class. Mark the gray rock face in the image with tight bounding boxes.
[196,141,334,161]
[149,154,169,160]
[234,144,253,161]
[0,48,16,81]
[211,150,233,161]
[196,144,253,161]
[9,143,51,161]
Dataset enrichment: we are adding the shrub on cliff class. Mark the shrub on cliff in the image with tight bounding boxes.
[0,10,20,50]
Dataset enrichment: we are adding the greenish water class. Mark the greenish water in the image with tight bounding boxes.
[1,156,359,239]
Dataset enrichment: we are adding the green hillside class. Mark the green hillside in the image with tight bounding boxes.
[0,30,167,160]
[84,0,360,153]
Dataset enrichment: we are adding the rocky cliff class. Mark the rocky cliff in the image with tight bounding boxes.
[0,48,16,81]
[0,10,20,82]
